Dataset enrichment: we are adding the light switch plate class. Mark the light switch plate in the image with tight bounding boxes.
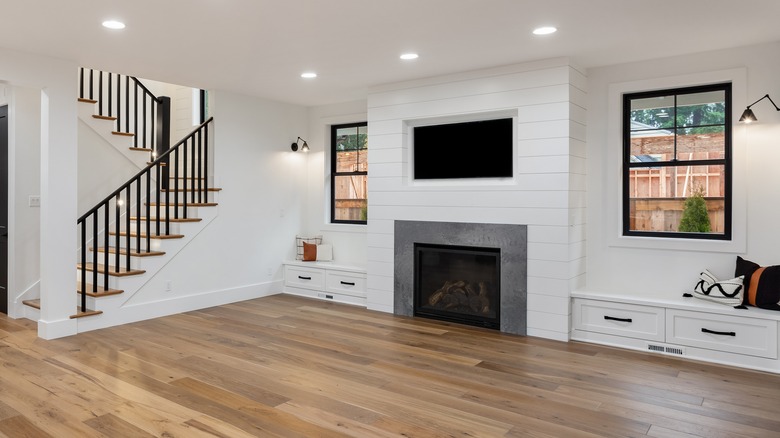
[29,196,40,207]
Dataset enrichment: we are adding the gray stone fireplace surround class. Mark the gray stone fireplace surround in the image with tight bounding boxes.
[394,220,527,335]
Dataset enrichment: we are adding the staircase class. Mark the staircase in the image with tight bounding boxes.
[22,69,220,330]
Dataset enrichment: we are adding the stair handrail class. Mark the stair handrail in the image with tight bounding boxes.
[77,117,214,313]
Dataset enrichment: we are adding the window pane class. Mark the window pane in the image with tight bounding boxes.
[677,90,726,127]
[676,126,725,160]
[630,95,675,129]
[627,165,725,234]
[333,175,367,221]
[630,130,674,161]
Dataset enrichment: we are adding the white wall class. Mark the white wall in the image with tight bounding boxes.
[0,47,79,338]
[365,59,587,341]
[305,100,368,267]
[585,41,780,297]
[7,86,41,311]
[123,90,308,307]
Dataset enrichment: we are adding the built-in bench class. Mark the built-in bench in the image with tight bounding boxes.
[571,291,780,374]
[283,261,366,307]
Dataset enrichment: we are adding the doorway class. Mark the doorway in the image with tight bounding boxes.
[0,105,7,313]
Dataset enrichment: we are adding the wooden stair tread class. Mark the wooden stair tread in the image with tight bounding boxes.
[147,162,167,166]
[92,114,117,121]
[148,202,217,207]
[78,98,97,104]
[112,131,134,137]
[92,247,166,257]
[129,147,153,152]
[129,217,202,223]
[161,187,222,192]
[70,309,103,319]
[77,263,146,277]
[22,299,101,318]
[22,299,40,309]
[108,230,184,239]
[77,282,124,297]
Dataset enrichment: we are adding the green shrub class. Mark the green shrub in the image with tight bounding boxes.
[678,188,711,233]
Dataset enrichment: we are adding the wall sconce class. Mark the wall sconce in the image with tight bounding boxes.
[739,94,780,123]
[291,137,310,152]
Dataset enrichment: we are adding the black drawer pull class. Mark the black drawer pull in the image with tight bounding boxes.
[298,276,312,280]
[604,316,632,323]
[340,281,356,286]
[702,328,736,337]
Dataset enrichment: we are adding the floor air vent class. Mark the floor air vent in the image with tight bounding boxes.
[646,342,686,356]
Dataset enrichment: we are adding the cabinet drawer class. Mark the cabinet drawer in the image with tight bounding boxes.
[326,270,366,297]
[285,266,325,290]
[666,309,778,359]
[573,298,665,341]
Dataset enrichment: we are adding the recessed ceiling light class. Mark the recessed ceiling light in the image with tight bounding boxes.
[301,72,317,79]
[532,26,557,35]
[102,20,126,30]
[400,53,419,60]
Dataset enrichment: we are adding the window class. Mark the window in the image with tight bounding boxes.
[331,122,368,224]
[623,83,731,240]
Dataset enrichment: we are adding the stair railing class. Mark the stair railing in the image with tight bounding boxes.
[76,117,213,312]
[78,67,170,154]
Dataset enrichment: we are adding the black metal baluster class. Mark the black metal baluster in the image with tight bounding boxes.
[197,130,202,203]
[134,83,139,147]
[98,70,103,115]
[174,148,179,219]
[136,178,141,254]
[182,139,188,219]
[80,220,86,311]
[116,74,121,132]
[156,164,161,236]
[89,69,94,100]
[165,166,170,235]
[204,123,209,197]
[79,68,84,99]
[146,172,151,253]
[104,204,109,291]
[92,212,98,297]
[125,187,131,270]
[151,101,156,153]
[108,73,113,118]
[115,195,120,273]
[190,138,196,204]
[143,95,147,149]
[125,76,130,134]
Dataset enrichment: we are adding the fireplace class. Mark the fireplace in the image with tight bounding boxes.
[394,220,527,335]
[414,243,500,329]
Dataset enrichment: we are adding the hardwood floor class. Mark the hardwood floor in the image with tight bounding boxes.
[1,295,779,437]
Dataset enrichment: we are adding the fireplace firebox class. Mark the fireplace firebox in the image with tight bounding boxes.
[414,243,500,329]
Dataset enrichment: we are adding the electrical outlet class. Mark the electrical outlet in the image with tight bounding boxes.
[165,280,173,291]
[267,267,273,277]
[29,196,41,207]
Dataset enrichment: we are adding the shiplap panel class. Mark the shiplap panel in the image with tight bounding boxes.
[570,139,587,159]
[569,102,587,125]
[368,85,570,122]
[569,224,586,244]
[527,327,569,342]
[517,155,571,174]
[569,241,586,261]
[367,232,395,248]
[367,246,394,262]
[366,132,404,150]
[368,66,571,108]
[570,85,588,111]
[569,65,588,94]
[528,293,571,315]
[528,242,572,262]
[569,191,587,209]
[366,119,404,136]
[369,190,569,209]
[516,120,570,140]
[369,162,405,178]
[570,120,587,143]
[570,156,587,175]
[528,260,578,280]
[367,260,394,277]
[367,219,394,235]
[514,102,571,123]
[368,147,405,165]
[368,273,394,292]
[368,205,570,227]
[527,276,572,298]
[527,311,570,333]
[517,137,572,157]
[528,225,573,245]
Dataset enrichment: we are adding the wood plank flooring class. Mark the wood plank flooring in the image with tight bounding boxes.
[0,294,779,437]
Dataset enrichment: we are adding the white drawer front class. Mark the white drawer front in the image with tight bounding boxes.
[573,298,665,341]
[285,266,325,290]
[326,271,367,298]
[666,309,778,359]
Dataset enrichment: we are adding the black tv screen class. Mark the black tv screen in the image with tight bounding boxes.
[413,118,513,180]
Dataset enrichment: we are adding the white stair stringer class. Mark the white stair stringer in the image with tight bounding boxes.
[78,101,151,169]
[73,204,219,333]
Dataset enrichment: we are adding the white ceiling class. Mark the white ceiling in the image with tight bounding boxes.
[2,0,779,107]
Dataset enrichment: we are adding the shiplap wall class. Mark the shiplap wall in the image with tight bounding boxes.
[366,59,586,341]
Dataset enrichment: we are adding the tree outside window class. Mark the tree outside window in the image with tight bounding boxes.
[331,122,367,224]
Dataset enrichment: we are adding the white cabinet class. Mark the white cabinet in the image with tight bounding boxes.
[571,291,780,374]
[283,261,366,307]
[572,299,665,342]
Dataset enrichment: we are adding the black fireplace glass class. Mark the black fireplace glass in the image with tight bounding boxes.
[414,243,500,329]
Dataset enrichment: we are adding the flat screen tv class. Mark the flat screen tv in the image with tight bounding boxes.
[413,118,513,180]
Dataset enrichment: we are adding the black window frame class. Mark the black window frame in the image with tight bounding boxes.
[622,83,732,240]
[331,121,368,225]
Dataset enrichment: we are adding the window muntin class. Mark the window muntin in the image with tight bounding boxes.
[623,83,731,239]
[331,122,368,224]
